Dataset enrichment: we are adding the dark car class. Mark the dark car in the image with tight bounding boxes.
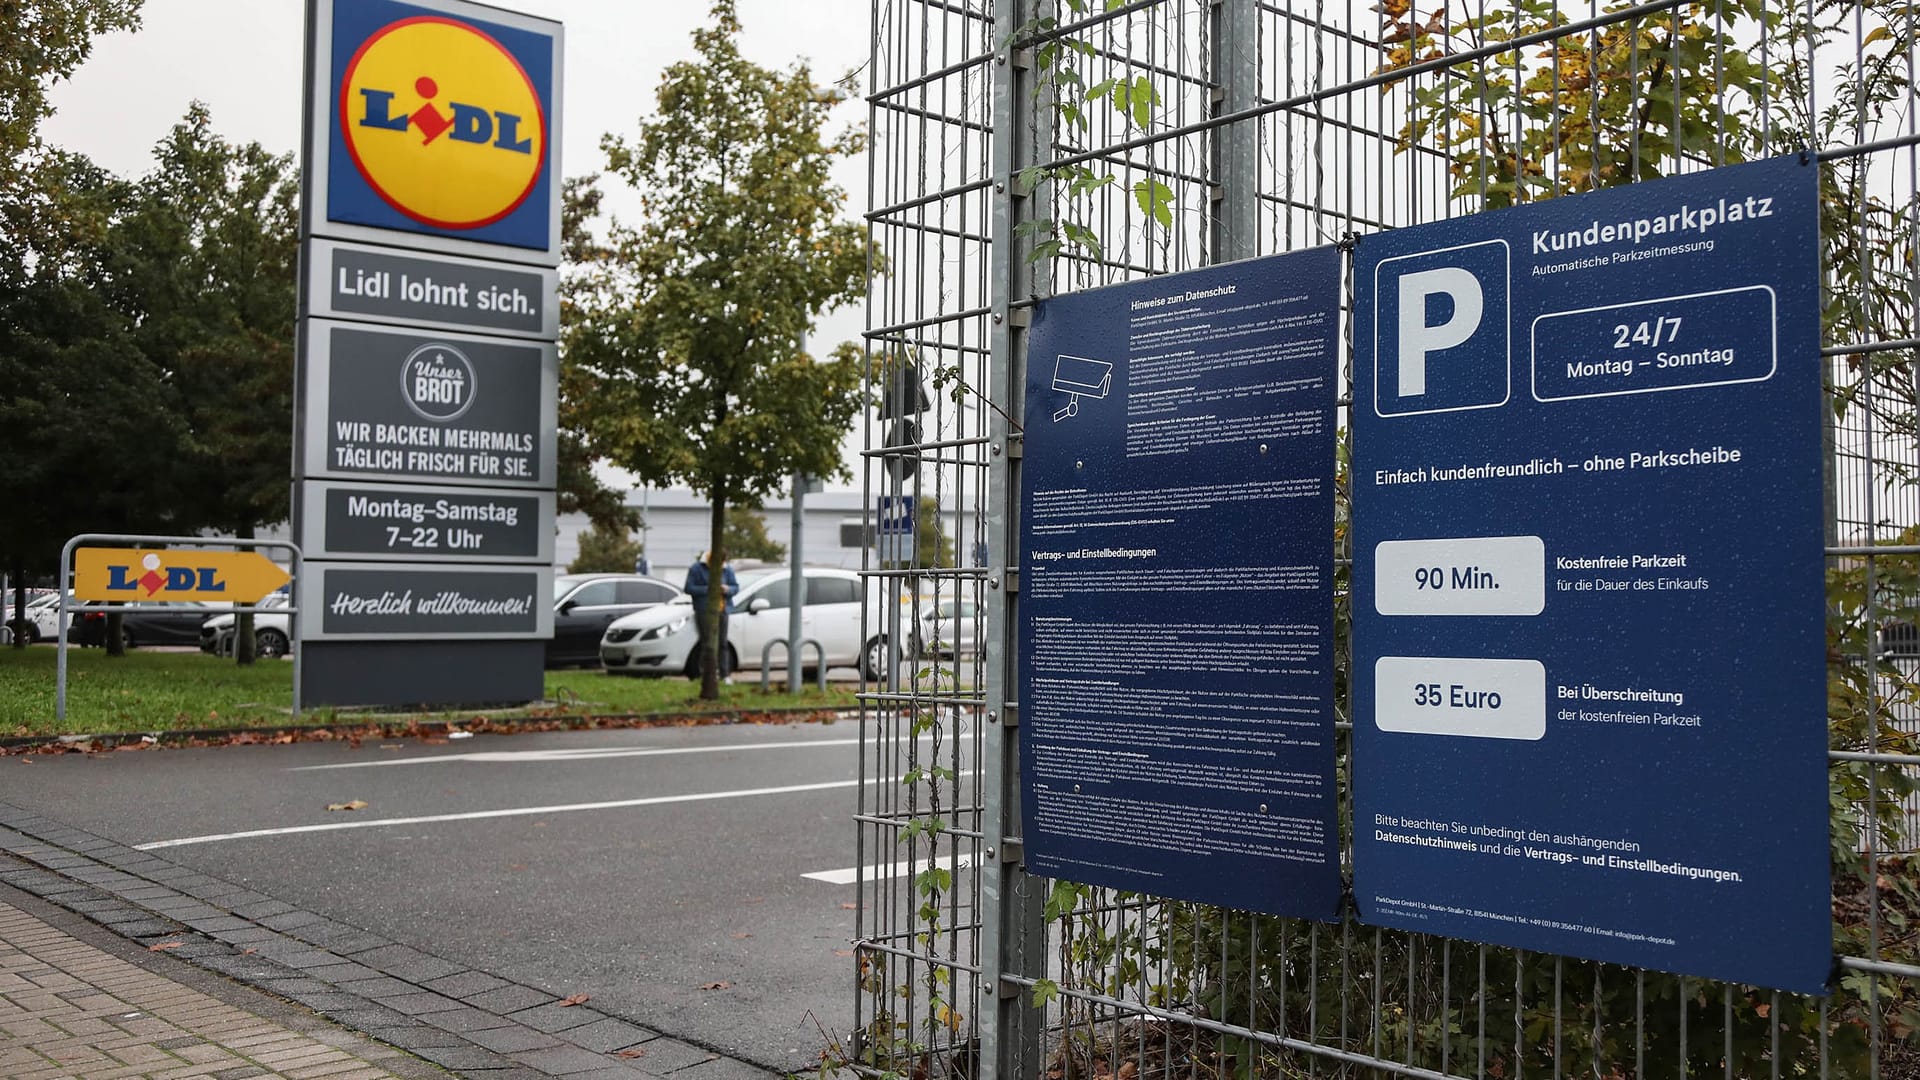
[68,601,217,648]
[549,574,684,668]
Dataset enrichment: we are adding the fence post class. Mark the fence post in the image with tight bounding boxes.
[980,1,1050,1078]
[1210,0,1261,264]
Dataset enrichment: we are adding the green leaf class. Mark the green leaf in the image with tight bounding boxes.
[1132,178,1175,228]
[916,866,952,896]
[1061,222,1103,258]
[1030,978,1060,1007]
[1043,879,1084,921]
[1129,75,1157,128]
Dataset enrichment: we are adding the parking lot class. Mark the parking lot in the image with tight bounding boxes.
[0,718,891,1073]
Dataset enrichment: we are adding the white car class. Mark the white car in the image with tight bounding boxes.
[598,595,698,676]
[198,593,293,658]
[14,593,71,644]
[601,567,889,679]
[911,596,983,661]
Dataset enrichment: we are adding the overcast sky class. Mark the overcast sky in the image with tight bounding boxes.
[44,0,877,494]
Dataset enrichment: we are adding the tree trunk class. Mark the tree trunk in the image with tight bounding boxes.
[699,493,730,701]
[235,606,256,665]
[234,537,257,666]
[10,563,24,651]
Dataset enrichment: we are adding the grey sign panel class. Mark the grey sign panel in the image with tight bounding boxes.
[309,240,558,339]
[296,319,557,489]
[298,480,554,563]
[301,561,554,641]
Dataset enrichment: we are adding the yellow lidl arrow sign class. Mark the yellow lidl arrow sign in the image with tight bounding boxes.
[73,548,291,604]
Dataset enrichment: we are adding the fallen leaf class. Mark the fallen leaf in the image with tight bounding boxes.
[699,980,732,991]
[840,902,859,910]
[240,949,257,955]
[326,800,369,812]
[731,932,753,940]
[1118,1062,1137,1080]
[148,941,182,951]
[832,949,854,957]
[615,1047,648,1059]
[559,993,591,1007]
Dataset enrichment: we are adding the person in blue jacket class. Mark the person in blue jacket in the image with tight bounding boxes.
[683,551,739,679]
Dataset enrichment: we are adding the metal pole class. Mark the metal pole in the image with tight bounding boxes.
[291,546,303,722]
[789,474,807,693]
[1210,0,1262,264]
[980,2,1051,1077]
[55,536,77,722]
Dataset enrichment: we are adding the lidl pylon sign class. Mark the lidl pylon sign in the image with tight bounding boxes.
[310,0,561,260]
[297,0,560,708]
[73,549,290,604]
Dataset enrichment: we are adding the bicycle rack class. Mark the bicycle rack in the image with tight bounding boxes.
[760,637,827,691]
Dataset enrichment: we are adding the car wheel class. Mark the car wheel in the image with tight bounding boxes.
[256,628,290,659]
[862,635,890,681]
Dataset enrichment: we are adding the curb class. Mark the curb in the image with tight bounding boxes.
[1,705,853,755]
[0,798,786,1079]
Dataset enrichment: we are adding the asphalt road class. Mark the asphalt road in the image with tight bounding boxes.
[0,719,891,1073]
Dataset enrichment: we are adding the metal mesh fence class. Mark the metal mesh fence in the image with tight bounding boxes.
[857,0,1920,1076]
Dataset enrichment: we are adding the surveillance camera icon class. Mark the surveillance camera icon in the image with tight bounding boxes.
[1051,354,1112,422]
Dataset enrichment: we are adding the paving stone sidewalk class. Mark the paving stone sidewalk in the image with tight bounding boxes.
[0,887,443,1080]
[0,800,775,1080]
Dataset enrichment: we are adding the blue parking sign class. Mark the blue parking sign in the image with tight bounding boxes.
[1352,156,1831,994]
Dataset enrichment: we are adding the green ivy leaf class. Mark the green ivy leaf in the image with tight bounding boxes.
[1132,178,1174,228]
[1031,978,1060,1007]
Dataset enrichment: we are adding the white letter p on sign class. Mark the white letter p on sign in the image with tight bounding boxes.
[1397,266,1483,397]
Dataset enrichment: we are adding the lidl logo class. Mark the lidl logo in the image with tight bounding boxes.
[327,1,556,251]
[73,549,291,604]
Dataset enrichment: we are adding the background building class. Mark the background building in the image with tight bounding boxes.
[554,488,874,579]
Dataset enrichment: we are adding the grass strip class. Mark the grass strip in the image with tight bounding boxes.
[0,645,859,738]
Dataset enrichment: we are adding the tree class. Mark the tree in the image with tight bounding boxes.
[0,0,147,647]
[569,521,645,574]
[106,104,298,663]
[556,176,642,535]
[566,0,871,699]
[0,153,186,653]
[724,509,786,563]
[0,0,143,233]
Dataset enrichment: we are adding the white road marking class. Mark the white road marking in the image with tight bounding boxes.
[803,851,980,886]
[133,779,863,850]
[290,737,868,771]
